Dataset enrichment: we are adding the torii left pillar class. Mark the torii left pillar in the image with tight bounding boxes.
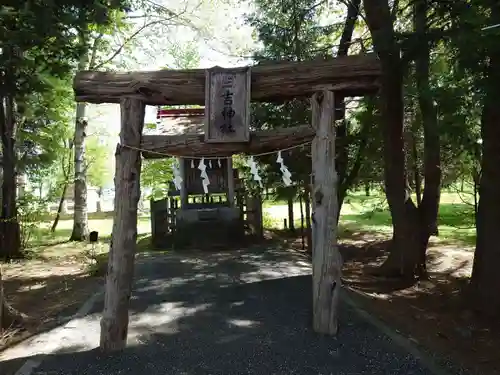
[100,98,145,351]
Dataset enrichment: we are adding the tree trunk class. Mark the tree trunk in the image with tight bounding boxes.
[70,106,89,241]
[100,98,145,351]
[363,0,421,279]
[335,0,361,215]
[287,194,295,232]
[310,90,342,335]
[70,30,92,242]
[299,191,305,249]
[17,173,26,200]
[413,0,441,276]
[336,117,370,223]
[0,267,25,330]
[0,93,21,260]
[410,130,422,206]
[96,187,103,213]
[51,183,68,232]
[304,185,312,254]
[470,2,500,317]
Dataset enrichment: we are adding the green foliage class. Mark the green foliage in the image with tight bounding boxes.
[141,158,176,200]
[17,192,50,251]
[87,136,113,189]
[245,0,339,190]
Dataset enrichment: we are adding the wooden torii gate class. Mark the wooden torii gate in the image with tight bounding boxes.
[73,53,381,351]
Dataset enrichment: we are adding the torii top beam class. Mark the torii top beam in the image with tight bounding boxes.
[73,54,381,106]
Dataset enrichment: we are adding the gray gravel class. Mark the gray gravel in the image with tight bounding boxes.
[28,246,444,375]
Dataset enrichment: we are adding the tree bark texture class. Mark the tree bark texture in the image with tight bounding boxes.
[141,124,315,158]
[470,3,500,317]
[0,266,25,330]
[100,98,145,351]
[304,185,312,254]
[363,0,421,278]
[335,0,362,217]
[96,187,103,213]
[413,0,441,276]
[310,91,342,335]
[70,103,89,241]
[287,194,295,232]
[0,93,21,260]
[51,182,68,232]
[73,54,381,105]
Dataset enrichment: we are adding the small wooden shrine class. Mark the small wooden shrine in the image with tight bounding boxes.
[150,107,258,248]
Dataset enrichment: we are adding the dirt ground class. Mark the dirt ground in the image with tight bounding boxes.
[2,226,499,375]
[277,229,500,375]
[0,241,105,352]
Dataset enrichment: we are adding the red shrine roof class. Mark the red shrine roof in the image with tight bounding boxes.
[156,107,204,136]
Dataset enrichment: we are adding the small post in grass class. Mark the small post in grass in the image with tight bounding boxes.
[89,230,99,262]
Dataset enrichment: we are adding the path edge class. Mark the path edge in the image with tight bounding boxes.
[13,289,104,375]
[341,287,454,375]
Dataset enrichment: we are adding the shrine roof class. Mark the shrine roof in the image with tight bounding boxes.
[156,108,204,136]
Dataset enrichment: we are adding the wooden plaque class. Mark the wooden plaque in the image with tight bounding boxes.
[204,66,251,143]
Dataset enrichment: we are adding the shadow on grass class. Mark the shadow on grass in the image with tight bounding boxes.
[339,202,476,246]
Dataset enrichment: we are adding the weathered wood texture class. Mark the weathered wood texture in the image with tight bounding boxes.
[205,67,250,143]
[100,98,145,351]
[74,54,380,105]
[310,91,342,335]
[141,124,314,158]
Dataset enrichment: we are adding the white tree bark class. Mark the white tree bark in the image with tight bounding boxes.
[70,102,89,241]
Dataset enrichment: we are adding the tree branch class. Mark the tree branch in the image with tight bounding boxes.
[92,8,189,70]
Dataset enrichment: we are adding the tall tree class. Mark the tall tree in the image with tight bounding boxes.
[247,0,367,218]
[363,0,422,278]
[469,3,500,317]
[0,0,130,329]
[0,0,126,258]
[412,0,441,274]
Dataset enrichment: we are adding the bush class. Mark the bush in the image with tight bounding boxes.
[17,193,50,250]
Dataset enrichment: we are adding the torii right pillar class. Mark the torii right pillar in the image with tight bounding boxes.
[310,90,342,335]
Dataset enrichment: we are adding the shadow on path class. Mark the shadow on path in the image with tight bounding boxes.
[8,246,438,375]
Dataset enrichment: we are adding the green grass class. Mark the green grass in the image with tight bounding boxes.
[23,189,475,263]
[29,212,150,246]
[22,212,151,262]
[263,191,477,246]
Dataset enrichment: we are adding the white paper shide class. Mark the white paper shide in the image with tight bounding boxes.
[276,151,292,186]
[198,157,210,194]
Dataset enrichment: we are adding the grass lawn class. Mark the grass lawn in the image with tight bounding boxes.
[263,190,476,247]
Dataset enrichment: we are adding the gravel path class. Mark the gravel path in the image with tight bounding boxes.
[7,246,443,375]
